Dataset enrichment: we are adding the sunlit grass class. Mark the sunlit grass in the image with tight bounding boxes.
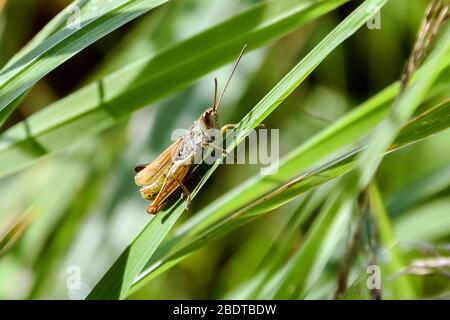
[0,0,448,300]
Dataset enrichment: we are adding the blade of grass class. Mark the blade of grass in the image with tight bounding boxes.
[0,0,92,123]
[0,0,350,177]
[387,163,450,215]
[87,0,386,300]
[129,99,450,295]
[18,148,92,265]
[394,197,450,243]
[3,0,91,69]
[221,186,334,299]
[0,210,36,258]
[369,183,415,299]
[0,0,170,126]
[268,188,354,299]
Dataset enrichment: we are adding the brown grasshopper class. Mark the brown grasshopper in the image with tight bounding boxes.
[135,46,247,214]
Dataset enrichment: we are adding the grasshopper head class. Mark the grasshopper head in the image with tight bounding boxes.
[199,107,219,130]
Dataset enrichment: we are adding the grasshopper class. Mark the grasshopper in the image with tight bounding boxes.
[135,46,247,214]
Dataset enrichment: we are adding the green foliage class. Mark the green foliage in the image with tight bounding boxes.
[0,0,169,126]
[0,0,448,300]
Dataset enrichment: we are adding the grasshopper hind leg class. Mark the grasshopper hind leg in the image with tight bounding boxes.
[139,181,162,201]
[146,181,190,215]
[147,204,160,215]
[147,157,193,215]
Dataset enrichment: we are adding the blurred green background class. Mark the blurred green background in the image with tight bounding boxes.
[0,0,449,300]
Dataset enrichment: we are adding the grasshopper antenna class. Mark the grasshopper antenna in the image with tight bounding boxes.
[212,78,218,109]
[214,44,247,111]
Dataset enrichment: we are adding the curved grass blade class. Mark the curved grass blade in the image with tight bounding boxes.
[0,0,170,126]
[87,0,386,300]
[356,25,450,190]
[0,210,36,258]
[0,0,349,177]
[221,188,329,299]
[394,197,450,243]
[2,0,91,70]
[0,1,92,124]
[387,163,450,216]
[368,183,416,299]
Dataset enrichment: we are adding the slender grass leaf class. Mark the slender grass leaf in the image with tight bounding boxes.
[390,99,450,150]
[0,1,92,124]
[369,183,416,299]
[394,197,450,243]
[2,0,91,70]
[0,210,36,258]
[0,0,170,126]
[388,163,450,215]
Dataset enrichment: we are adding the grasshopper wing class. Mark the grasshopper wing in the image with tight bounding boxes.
[134,138,183,186]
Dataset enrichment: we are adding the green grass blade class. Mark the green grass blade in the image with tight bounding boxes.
[368,183,416,299]
[0,0,170,126]
[0,210,36,259]
[87,0,384,300]
[0,0,349,177]
[388,163,450,215]
[0,1,92,125]
[390,98,450,150]
[394,197,450,243]
[221,189,328,299]
[2,0,91,70]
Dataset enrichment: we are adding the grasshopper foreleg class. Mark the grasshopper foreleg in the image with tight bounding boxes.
[220,123,265,136]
